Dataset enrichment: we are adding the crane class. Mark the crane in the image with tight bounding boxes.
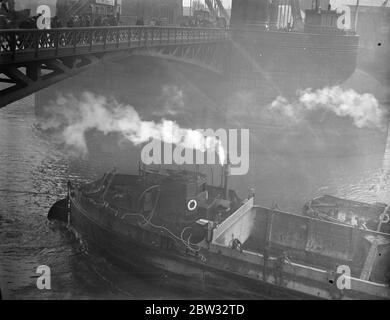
[205,0,230,21]
[214,0,230,21]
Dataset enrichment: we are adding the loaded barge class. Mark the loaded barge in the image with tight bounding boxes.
[49,165,390,299]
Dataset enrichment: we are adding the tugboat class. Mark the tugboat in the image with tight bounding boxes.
[49,164,390,299]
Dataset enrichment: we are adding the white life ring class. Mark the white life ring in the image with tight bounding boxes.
[380,213,390,224]
[187,199,198,212]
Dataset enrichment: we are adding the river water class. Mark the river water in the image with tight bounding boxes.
[0,68,388,299]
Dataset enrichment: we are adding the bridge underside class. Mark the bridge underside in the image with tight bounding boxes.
[0,26,228,108]
[0,54,100,108]
[0,43,228,109]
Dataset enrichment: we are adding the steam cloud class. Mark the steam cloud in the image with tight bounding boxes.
[40,92,225,164]
[268,86,386,130]
[153,85,185,116]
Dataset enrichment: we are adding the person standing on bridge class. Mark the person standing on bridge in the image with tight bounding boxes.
[0,0,9,13]
[73,15,81,28]
[51,16,62,29]
[109,14,117,26]
[0,15,10,29]
[67,16,74,28]
[102,15,110,26]
[135,17,144,26]
[84,15,91,27]
[93,16,102,27]
[80,15,86,27]
[19,15,38,29]
[19,17,33,29]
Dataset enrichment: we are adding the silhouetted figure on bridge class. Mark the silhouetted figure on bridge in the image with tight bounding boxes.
[135,17,144,26]
[19,16,38,29]
[84,15,91,27]
[80,15,91,27]
[0,14,12,29]
[73,15,81,27]
[93,16,102,27]
[51,16,62,28]
[0,0,9,13]
[80,15,86,27]
[108,14,117,26]
[66,16,74,28]
[102,15,110,26]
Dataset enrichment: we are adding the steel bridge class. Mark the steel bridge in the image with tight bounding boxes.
[0,26,229,108]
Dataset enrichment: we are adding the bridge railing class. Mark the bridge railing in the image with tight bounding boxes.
[0,26,227,63]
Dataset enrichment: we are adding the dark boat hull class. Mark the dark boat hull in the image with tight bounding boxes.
[68,195,315,299]
[59,179,390,300]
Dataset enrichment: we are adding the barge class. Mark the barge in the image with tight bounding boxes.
[49,165,390,299]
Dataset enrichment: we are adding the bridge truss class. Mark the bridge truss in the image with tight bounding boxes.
[0,26,228,108]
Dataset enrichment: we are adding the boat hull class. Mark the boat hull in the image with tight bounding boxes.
[66,191,390,300]
[68,195,317,299]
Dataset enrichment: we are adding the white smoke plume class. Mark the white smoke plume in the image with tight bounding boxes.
[41,92,225,164]
[153,85,185,116]
[268,86,386,130]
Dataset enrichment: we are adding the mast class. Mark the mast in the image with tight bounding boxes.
[195,164,199,194]
[354,0,360,32]
[291,0,302,24]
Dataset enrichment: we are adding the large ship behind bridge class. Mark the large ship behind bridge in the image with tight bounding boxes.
[228,0,359,97]
[1,0,358,99]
